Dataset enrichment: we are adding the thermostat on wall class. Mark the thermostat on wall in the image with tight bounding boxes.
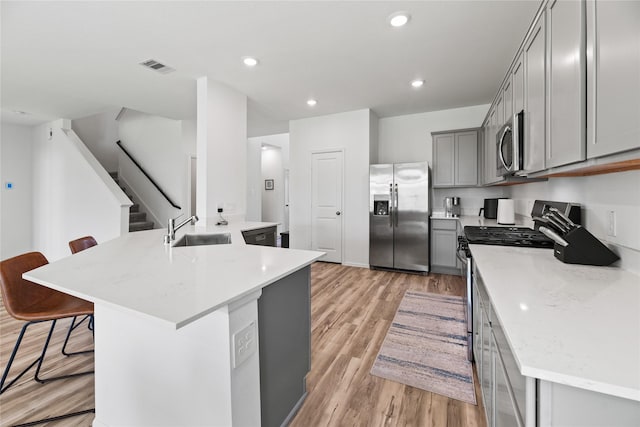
[5,182,13,190]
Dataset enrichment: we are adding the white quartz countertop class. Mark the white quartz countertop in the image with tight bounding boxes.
[470,243,640,402]
[24,221,324,329]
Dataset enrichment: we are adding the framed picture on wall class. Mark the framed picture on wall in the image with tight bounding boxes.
[265,179,274,190]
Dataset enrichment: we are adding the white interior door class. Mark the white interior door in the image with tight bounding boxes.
[311,151,343,263]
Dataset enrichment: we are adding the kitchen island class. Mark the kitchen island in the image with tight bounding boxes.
[24,221,324,427]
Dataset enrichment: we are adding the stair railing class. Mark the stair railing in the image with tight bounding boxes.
[116,140,181,210]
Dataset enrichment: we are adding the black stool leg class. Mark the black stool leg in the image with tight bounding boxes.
[0,321,42,394]
[61,315,94,356]
[12,408,96,427]
[34,319,94,384]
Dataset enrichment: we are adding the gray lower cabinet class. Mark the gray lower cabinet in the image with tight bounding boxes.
[586,0,640,158]
[257,266,310,427]
[430,219,460,275]
[475,268,531,427]
[432,129,479,187]
[242,226,277,247]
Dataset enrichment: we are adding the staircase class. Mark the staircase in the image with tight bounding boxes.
[109,172,155,232]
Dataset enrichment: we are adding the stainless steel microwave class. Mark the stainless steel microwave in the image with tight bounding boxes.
[496,110,524,176]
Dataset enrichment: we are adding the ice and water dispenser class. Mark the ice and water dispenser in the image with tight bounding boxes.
[373,197,390,216]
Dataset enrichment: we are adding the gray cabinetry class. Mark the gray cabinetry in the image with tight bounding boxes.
[484,108,504,185]
[432,129,479,187]
[258,266,311,427]
[430,219,460,275]
[512,54,525,114]
[586,0,640,158]
[433,133,455,186]
[503,79,513,124]
[547,0,586,168]
[242,226,277,247]
[474,267,532,427]
[524,11,547,174]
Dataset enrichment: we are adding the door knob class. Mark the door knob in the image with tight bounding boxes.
[336,211,341,216]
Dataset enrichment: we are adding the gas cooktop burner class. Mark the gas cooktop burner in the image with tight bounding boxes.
[463,226,554,249]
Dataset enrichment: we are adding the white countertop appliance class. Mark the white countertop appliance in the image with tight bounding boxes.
[497,198,515,224]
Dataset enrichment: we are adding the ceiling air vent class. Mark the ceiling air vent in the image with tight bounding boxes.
[139,59,175,74]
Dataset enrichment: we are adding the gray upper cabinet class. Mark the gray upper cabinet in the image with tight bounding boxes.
[503,79,513,125]
[586,0,640,158]
[512,54,525,114]
[484,108,503,185]
[456,131,479,186]
[524,11,547,174]
[433,133,455,186]
[432,130,478,187]
[547,0,586,168]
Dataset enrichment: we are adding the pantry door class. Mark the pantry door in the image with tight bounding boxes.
[311,150,343,263]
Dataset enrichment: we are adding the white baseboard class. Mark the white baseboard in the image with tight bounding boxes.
[342,262,370,269]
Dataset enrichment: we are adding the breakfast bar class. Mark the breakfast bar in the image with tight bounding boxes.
[24,222,324,427]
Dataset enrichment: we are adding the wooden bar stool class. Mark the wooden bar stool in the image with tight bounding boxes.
[0,251,95,423]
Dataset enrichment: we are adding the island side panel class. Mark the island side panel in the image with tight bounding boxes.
[93,293,262,427]
[258,265,311,427]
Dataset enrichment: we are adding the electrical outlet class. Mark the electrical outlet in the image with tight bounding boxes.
[607,210,617,237]
[232,321,256,369]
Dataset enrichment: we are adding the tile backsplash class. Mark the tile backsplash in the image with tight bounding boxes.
[507,170,640,274]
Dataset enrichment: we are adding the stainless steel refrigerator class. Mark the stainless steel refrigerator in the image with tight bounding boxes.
[370,162,430,272]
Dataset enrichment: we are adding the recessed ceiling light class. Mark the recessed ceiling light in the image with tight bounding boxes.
[307,99,317,107]
[411,79,425,88]
[243,57,258,67]
[389,12,411,27]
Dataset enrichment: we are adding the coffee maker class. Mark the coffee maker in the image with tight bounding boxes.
[444,197,461,217]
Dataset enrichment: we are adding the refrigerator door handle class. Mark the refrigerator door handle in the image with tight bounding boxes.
[394,183,399,227]
[389,183,393,227]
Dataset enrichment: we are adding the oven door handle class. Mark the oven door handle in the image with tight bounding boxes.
[456,249,469,265]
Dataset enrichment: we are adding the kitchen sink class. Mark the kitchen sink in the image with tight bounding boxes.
[172,233,232,247]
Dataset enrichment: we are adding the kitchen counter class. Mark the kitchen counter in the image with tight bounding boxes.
[470,243,640,402]
[25,221,322,329]
[23,220,324,426]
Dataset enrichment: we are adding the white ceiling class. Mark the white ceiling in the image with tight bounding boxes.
[1,1,540,136]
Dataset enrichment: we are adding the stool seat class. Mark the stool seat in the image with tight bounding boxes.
[0,252,93,321]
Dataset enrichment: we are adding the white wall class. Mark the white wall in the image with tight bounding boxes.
[117,109,186,226]
[72,108,120,172]
[197,77,247,224]
[378,104,490,164]
[0,123,33,260]
[508,170,640,274]
[261,147,284,232]
[31,120,130,261]
[290,109,373,267]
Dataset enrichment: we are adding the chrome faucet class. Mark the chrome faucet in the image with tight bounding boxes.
[164,215,198,244]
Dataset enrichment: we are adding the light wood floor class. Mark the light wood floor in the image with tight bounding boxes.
[0,263,485,426]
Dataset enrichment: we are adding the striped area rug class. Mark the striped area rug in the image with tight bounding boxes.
[370,290,477,405]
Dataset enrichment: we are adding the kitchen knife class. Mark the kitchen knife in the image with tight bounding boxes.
[542,213,570,233]
[539,226,569,247]
[549,207,579,230]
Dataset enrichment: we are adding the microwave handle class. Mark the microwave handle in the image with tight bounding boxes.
[498,124,511,170]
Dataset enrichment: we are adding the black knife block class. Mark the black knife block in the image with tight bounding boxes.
[553,226,619,266]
